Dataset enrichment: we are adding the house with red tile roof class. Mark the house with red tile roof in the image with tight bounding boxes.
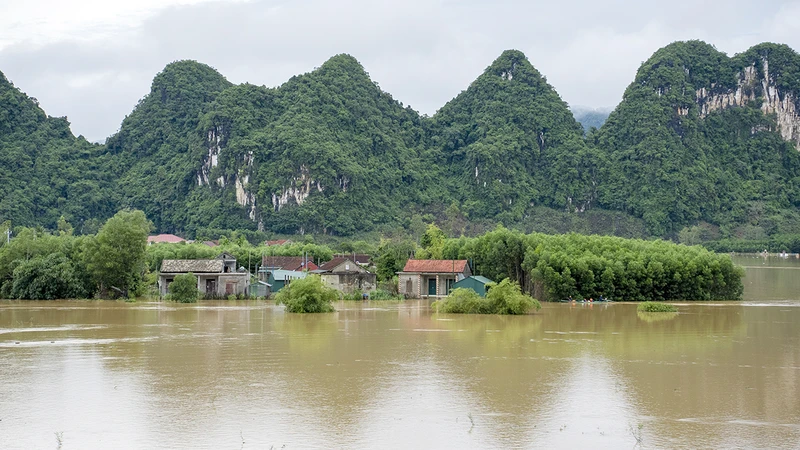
[397,259,471,298]
[147,234,186,245]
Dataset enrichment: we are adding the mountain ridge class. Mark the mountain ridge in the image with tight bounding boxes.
[2,42,800,242]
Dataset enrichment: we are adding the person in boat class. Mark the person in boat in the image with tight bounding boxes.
[598,295,605,302]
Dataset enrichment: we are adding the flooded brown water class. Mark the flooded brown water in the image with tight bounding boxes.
[1,257,799,449]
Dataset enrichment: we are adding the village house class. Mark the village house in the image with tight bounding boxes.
[266,270,307,293]
[332,253,372,267]
[397,259,472,298]
[260,255,319,273]
[148,233,186,245]
[159,253,250,297]
[316,257,376,294]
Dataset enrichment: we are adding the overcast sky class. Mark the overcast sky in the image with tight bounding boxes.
[1,0,799,142]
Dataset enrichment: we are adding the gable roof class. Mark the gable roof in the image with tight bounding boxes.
[148,234,186,244]
[469,276,494,284]
[318,257,360,272]
[261,255,318,271]
[265,239,292,246]
[333,253,371,265]
[401,259,469,274]
[161,259,223,273]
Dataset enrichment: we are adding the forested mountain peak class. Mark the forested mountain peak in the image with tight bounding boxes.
[146,60,233,107]
[593,40,800,236]
[431,49,593,224]
[481,49,549,88]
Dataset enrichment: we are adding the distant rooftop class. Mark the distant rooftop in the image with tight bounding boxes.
[148,234,186,244]
[401,259,469,273]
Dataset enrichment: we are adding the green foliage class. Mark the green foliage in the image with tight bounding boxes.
[417,224,446,259]
[85,209,152,297]
[484,278,542,314]
[10,253,87,299]
[432,288,485,313]
[433,279,540,314]
[638,301,678,313]
[168,272,199,303]
[448,226,744,301]
[274,274,337,313]
[374,239,416,281]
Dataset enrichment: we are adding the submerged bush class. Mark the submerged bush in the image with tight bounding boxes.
[369,289,404,301]
[637,311,679,322]
[168,273,199,303]
[274,275,337,313]
[433,279,541,314]
[637,301,677,313]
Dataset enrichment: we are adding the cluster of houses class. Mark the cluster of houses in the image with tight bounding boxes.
[153,234,493,299]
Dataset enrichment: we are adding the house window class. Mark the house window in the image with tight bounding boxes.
[446,278,455,294]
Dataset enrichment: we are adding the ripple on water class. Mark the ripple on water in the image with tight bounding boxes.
[0,324,107,335]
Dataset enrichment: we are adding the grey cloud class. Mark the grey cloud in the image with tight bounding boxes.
[1,0,799,141]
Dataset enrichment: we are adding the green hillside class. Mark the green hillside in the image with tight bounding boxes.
[593,41,800,237]
[2,42,800,244]
[0,71,115,232]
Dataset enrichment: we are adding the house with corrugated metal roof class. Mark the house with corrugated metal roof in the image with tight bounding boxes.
[397,259,472,298]
[158,253,250,297]
[260,255,319,272]
[266,270,307,293]
[452,275,494,297]
[316,257,376,294]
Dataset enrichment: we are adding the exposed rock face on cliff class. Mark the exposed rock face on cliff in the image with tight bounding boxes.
[696,58,800,149]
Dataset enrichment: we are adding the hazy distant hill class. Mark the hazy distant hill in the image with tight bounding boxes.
[571,107,611,131]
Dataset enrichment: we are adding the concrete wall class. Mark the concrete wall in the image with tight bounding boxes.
[322,272,377,294]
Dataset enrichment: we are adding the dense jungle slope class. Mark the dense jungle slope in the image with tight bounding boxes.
[592,41,800,237]
[2,41,800,241]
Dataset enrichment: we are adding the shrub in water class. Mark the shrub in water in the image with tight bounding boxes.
[637,301,677,313]
[169,273,199,303]
[434,279,541,314]
[433,288,485,314]
[486,278,542,314]
[274,275,337,313]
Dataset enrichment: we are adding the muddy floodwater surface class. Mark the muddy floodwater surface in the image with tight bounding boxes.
[1,255,799,449]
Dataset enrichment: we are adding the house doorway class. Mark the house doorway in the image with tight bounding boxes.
[428,278,437,296]
[405,280,413,296]
[205,279,216,295]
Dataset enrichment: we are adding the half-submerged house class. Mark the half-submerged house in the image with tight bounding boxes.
[159,253,250,297]
[317,257,377,294]
[397,259,472,298]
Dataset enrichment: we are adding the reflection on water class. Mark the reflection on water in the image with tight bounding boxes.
[1,262,799,449]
